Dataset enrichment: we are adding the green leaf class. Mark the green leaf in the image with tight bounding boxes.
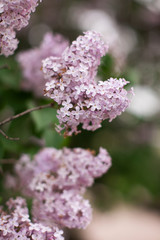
[98,54,115,80]
[0,56,21,89]
[42,128,69,148]
[28,101,57,131]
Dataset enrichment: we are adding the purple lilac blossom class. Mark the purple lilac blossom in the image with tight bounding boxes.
[0,197,64,240]
[15,147,111,192]
[32,190,92,229]
[13,147,111,229]
[17,32,69,96]
[42,31,133,136]
[0,0,42,56]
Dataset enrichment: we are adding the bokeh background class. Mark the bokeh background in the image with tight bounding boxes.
[0,0,160,239]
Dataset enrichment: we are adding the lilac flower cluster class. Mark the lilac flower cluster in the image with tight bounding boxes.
[42,31,132,136]
[32,190,92,229]
[0,0,42,56]
[14,147,111,229]
[17,32,69,96]
[0,197,64,240]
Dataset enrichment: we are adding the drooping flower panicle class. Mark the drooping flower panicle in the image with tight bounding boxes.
[42,31,132,136]
[0,0,42,56]
[14,147,111,229]
[15,147,111,192]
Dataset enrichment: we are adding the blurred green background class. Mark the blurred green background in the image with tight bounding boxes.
[0,0,160,239]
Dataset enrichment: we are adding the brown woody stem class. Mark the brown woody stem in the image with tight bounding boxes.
[0,129,19,141]
[0,64,9,70]
[0,159,16,164]
[0,102,54,140]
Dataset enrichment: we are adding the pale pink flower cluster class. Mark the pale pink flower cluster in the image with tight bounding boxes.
[42,31,132,136]
[0,197,64,240]
[17,32,69,96]
[14,147,111,229]
[0,0,42,56]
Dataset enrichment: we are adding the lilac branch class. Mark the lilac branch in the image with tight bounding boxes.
[0,129,19,141]
[0,64,9,70]
[0,159,16,164]
[0,102,55,140]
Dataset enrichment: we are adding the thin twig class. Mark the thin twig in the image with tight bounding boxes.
[0,102,54,140]
[0,129,19,141]
[0,102,54,127]
[0,159,16,164]
[0,64,9,70]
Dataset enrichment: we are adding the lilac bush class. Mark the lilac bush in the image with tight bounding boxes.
[0,2,133,239]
